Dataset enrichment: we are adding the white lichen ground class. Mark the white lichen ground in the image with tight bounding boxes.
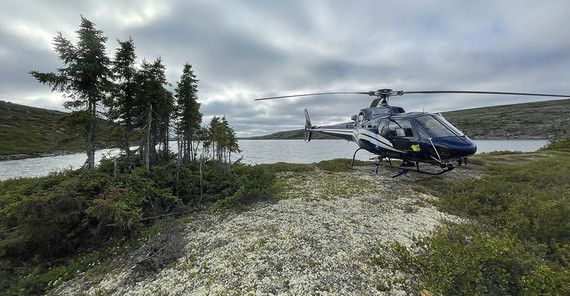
[54,169,465,295]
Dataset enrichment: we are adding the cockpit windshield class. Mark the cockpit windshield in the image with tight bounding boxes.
[415,114,464,138]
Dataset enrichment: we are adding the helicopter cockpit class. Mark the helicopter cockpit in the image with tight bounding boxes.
[414,114,464,138]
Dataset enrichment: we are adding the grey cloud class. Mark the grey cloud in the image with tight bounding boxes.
[2,1,570,136]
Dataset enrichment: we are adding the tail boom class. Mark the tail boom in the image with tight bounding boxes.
[304,109,354,142]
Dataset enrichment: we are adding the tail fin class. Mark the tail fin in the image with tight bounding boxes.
[304,108,313,142]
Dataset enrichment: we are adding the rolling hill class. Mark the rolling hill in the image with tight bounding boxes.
[0,100,117,159]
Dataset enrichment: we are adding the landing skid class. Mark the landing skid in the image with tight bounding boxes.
[349,148,454,178]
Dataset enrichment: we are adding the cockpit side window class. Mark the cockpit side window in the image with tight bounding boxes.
[388,119,415,138]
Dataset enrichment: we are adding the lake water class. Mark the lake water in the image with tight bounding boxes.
[0,139,549,181]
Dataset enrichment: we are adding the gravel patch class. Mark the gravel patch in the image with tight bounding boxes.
[54,170,465,295]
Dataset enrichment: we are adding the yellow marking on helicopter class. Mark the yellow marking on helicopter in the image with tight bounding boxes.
[411,144,421,152]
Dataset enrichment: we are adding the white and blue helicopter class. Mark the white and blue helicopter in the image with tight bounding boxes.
[256,89,569,177]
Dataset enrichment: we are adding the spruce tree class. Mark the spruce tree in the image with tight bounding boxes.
[135,58,173,168]
[208,116,240,168]
[30,16,111,169]
[109,37,138,165]
[175,63,202,162]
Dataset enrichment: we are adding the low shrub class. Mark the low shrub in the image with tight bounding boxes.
[86,167,179,233]
[388,224,569,295]
[210,162,277,209]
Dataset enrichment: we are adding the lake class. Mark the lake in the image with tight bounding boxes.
[0,139,549,181]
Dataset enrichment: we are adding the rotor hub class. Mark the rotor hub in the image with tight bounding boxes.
[369,89,404,107]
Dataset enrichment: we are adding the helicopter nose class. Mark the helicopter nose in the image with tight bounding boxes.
[461,139,477,156]
[431,136,477,159]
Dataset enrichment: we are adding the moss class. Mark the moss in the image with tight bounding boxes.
[259,162,315,173]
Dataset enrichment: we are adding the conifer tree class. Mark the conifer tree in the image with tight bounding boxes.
[135,58,174,167]
[175,63,202,162]
[109,37,138,165]
[30,16,111,169]
[209,116,240,168]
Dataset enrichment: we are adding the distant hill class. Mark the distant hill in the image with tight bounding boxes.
[0,100,118,158]
[249,129,337,140]
[441,99,569,139]
[250,99,570,140]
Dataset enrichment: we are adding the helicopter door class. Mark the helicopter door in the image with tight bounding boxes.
[388,119,416,151]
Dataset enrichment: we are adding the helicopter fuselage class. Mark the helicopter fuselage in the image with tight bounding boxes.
[307,105,477,166]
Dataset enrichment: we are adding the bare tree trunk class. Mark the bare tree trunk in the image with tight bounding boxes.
[189,136,194,162]
[176,134,182,199]
[145,105,152,170]
[85,100,96,170]
[124,120,132,171]
[199,158,203,202]
[163,122,169,159]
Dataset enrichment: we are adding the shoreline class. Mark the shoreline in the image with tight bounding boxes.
[0,149,84,161]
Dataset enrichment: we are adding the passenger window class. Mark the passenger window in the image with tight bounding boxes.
[388,119,414,138]
[378,120,387,135]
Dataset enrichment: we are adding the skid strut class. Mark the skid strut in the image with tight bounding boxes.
[349,148,454,177]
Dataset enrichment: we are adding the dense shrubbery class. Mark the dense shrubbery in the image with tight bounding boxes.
[210,162,276,209]
[0,158,276,295]
[378,137,570,295]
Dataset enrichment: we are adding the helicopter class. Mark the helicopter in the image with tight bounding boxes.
[256,89,569,177]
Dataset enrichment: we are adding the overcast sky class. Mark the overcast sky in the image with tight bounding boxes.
[2,1,570,136]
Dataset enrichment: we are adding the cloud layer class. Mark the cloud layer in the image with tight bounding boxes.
[2,1,570,136]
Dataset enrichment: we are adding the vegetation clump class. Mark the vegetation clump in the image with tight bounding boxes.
[0,157,276,295]
[373,137,570,295]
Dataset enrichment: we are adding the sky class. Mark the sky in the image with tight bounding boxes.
[1,0,570,137]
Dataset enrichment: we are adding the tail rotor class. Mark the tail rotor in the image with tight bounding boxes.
[304,108,313,142]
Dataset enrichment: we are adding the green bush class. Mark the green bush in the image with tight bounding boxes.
[210,162,276,209]
[86,167,178,232]
[0,171,93,259]
[173,165,202,204]
[389,225,569,295]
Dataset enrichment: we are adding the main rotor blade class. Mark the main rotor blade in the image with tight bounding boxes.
[255,91,370,101]
[403,90,570,98]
